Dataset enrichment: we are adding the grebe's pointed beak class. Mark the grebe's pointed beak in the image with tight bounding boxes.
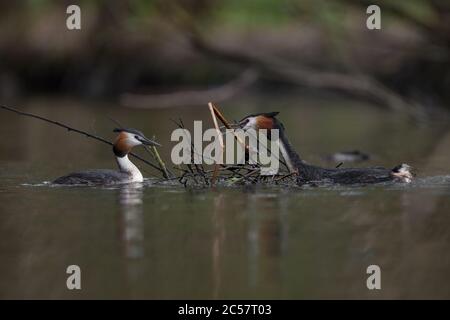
[229,122,242,129]
[139,136,161,147]
[238,118,251,129]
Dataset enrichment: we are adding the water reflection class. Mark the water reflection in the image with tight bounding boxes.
[211,193,226,298]
[210,190,289,296]
[246,191,288,288]
[117,184,144,259]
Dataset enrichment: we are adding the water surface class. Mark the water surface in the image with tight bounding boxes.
[1,95,449,299]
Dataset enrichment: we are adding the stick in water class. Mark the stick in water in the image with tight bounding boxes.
[208,102,225,185]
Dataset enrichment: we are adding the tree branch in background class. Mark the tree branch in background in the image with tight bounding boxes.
[187,30,426,119]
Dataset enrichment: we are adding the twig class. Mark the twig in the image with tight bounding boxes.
[228,169,260,185]
[208,102,224,185]
[274,172,297,182]
[210,102,247,147]
[150,145,171,179]
[106,115,125,128]
[0,104,165,175]
[211,102,233,129]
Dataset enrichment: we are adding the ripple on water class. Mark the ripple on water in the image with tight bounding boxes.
[15,175,450,197]
[386,175,450,191]
[417,175,450,186]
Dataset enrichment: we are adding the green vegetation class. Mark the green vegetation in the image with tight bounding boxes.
[0,0,449,117]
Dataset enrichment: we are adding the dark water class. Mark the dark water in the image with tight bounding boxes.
[1,95,450,299]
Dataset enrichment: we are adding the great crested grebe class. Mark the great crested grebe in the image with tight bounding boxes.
[53,128,160,185]
[239,112,413,185]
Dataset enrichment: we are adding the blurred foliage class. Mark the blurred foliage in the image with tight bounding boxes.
[389,0,438,25]
[5,0,448,39]
[212,0,294,27]
[0,0,449,110]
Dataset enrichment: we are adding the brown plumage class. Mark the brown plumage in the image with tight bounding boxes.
[113,132,133,157]
[255,116,274,130]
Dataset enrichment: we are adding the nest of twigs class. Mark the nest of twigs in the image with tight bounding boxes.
[163,102,296,188]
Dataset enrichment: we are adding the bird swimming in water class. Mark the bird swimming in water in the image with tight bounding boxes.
[238,112,413,185]
[53,128,160,185]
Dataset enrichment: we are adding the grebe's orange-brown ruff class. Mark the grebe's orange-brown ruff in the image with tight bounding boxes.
[53,128,160,185]
[239,112,413,185]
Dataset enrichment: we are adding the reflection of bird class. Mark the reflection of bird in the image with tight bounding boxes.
[118,185,144,259]
[239,112,413,184]
[53,128,160,185]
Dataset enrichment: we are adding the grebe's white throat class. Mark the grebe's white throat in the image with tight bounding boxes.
[116,155,144,183]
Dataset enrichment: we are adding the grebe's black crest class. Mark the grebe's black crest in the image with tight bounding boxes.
[114,127,144,136]
[238,112,279,123]
[238,112,286,134]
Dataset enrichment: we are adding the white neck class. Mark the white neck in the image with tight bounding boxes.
[116,155,143,182]
[279,140,295,173]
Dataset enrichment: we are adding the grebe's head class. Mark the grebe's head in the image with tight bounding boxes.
[239,112,282,131]
[113,128,160,157]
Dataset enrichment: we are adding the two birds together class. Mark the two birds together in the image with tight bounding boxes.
[54,112,413,186]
